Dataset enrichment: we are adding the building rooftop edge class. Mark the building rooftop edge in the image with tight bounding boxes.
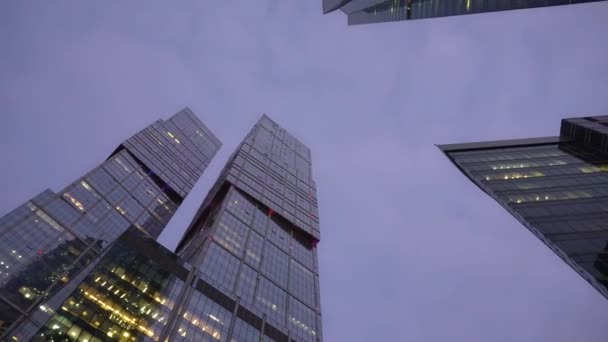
[436,136,563,153]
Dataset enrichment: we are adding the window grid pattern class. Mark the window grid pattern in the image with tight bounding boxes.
[229,318,260,342]
[255,277,287,327]
[226,191,255,226]
[174,289,233,342]
[266,220,290,252]
[34,239,186,342]
[0,197,103,310]
[290,238,313,271]
[102,152,135,182]
[261,243,289,289]
[0,109,220,340]
[252,210,268,235]
[215,213,249,257]
[200,243,241,292]
[223,117,319,238]
[245,231,264,269]
[289,260,315,307]
[287,297,317,342]
[236,265,257,305]
[177,115,322,341]
[449,140,608,299]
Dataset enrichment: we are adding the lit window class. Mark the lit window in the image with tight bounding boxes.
[63,193,85,211]
[115,157,131,172]
[81,181,92,190]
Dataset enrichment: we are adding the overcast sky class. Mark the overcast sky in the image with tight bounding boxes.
[2,1,608,341]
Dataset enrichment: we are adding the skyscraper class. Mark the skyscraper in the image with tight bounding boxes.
[0,108,221,340]
[438,115,608,300]
[324,0,606,26]
[14,114,322,342]
[176,114,323,342]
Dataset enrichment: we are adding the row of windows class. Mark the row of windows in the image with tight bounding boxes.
[208,227,316,306]
[478,163,608,182]
[267,220,290,252]
[535,218,608,235]
[236,265,258,305]
[450,144,563,159]
[514,199,608,218]
[244,231,264,268]
[226,192,256,226]
[287,297,317,342]
[145,125,200,182]
[503,187,608,204]
[34,250,186,341]
[261,244,289,289]
[554,239,606,256]
[253,122,310,163]
[160,120,208,170]
[89,157,175,234]
[289,260,315,308]
[488,174,608,192]
[125,136,191,196]
[451,142,608,305]
[230,318,260,342]
[198,241,317,334]
[0,200,96,310]
[460,156,574,172]
[235,174,317,231]
[245,144,311,188]
[200,243,241,292]
[175,288,233,342]
[225,190,316,269]
[255,277,286,326]
[215,213,249,256]
[169,110,221,162]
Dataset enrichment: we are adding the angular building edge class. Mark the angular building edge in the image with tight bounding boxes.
[0,107,223,341]
[436,116,608,302]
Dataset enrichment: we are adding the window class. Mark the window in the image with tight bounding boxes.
[215,213,249,256]
[261,243,289,289]
[200,243,240,292]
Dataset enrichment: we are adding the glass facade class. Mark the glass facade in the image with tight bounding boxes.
[439,115,608,300]
[33,230,188,342]
[0,108,221,340]
[324,0,606,25]
[176,115,323,342]
[1,114,321,342]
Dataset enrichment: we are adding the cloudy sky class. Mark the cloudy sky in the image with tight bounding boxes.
[2,1,608,341]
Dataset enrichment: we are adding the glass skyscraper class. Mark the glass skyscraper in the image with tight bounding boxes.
[439,115,608,300]
[0,108,221,340]
[7,114,323,342]
[323,0,606,25]
[176,114,322,342]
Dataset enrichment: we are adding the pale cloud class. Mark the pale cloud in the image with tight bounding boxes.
[1,1,608,341]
